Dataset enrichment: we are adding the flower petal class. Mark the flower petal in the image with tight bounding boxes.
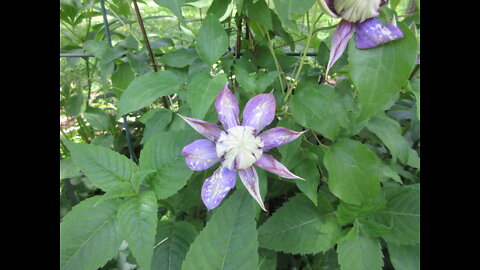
[242,92,276,135]
[254,154,304,180]
[238,166,267,211]
[182,139,220,171]
[178,114,222,141]
[326,20,355,77]
[258,127,305,151]
[201,165,237,210]
[355,17,404,49]
[215,83,240,130]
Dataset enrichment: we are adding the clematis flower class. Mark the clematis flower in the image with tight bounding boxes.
[318,0,404,76]
[179,84,305,211]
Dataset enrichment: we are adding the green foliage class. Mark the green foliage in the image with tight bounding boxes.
[151,220,199,270]
[258,193,340,254]
[60,1,420,268]
[182,189,259,270]
[60,196,122,270]
[117,190,158,270]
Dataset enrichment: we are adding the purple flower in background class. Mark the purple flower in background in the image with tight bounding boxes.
[179,84,304,211]
[318,0,404,76]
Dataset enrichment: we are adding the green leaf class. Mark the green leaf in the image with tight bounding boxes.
[366,113,410,163]
[118,190,158,270]
[188,72,227,119]
[83,40,109,58]
[357,218,392,238]
[290,84,349,141]
[141,108,174,144]
[336,193,387,226]
[60,157,80,179]
[324,139,383,205]
[117,71,183,117]
[182,189,259,270]
[154,0,186,25]
[83,107,113,131]
[247,0,272,30]
[195,14,229,65]
[64,140,138,193]
[258,193,340,254]
[272,0,316,31]
[160,48,199,68]
[370,184,420,245]
[276,117,303,169]
[93,183,138,207]
[387,242,420,270]
[111,62,135,98]
[337,226,384,270]
[258,249,277,270]
[60,196,122,270]
[151,221,198,270]
[349,23,418,121]
[293,158,320,206]
[65,94,85,117]
[139,130,199,199]
[131,170,157,193]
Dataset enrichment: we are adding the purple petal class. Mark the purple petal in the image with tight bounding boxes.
[215,83,240,130]
[254,154,304,180]
[201,165,237,210]
[258,127,305,151]
[355,17,404,49]
[182,139,220,171]
[238,166,266,211]
[326,20,355,77]
[242,92,276,135]
[178,114,222,142]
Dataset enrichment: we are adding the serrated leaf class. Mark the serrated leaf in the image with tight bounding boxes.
[290,84,349,141]
[151,221,198,270]
[117,71,183,117]
[182,189,259,270]
[324,139,382,205]
[258,193,340,254]
[131,170,157,193]
[64,140,138,193]
[60,196,122,270]
[387,242,420,270]
[196,14,229,65]
[370,184,420,245]
[93,182,137,207]
[337,228,384,270]
[349,23,418,121]
[336,193,387,226]
[188,72,227,119]
[357,218,392,238]
[139,130,199,199]
[118,190,158,270]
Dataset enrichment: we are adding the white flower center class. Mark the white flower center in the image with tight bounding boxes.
[216,126,264,170]
[334,0,381,23]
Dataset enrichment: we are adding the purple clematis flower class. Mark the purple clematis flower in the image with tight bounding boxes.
[179,84,305,211]
[318,0,404,76]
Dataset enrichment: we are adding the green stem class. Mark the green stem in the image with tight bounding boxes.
[104,0,143,45]
[259,26,286,92]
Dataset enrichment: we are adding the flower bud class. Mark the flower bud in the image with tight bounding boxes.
[319,0,384,23]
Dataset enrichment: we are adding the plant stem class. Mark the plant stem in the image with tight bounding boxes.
[131,0,170,108]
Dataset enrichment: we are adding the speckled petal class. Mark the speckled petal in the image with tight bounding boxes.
[178,114,222,141]
[201,165,237,210]
[355,17,403,49]
[254,154,304,180]
[326,20,355,77]
[215,83,240,130]
[242,92,276,135]
[238,166,267,211]
[182,139,220,171]
[258,127,305,151]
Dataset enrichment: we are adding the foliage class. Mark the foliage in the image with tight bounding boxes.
[60,0,420,269]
